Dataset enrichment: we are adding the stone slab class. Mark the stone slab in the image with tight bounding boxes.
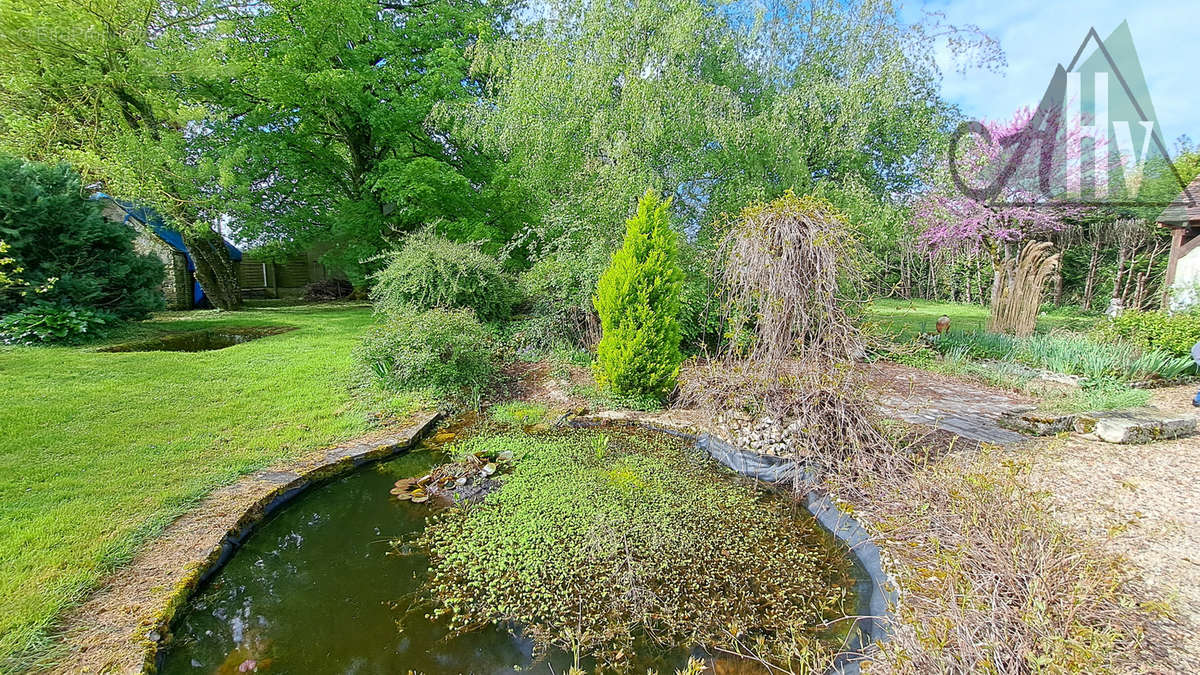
[998,409,1078,436]
[1074,407,1197,444]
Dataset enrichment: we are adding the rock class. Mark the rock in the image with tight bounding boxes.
[1074,408,1197,444]
[998,409,1077,436]
[1025,376,1081,397]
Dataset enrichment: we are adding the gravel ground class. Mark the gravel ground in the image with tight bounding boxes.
[1025,384,1200,671]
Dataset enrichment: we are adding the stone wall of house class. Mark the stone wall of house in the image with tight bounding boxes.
[130,230,191,310]
[101,202,192,310]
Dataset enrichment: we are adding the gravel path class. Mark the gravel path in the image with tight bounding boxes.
[1025,385,1200,671]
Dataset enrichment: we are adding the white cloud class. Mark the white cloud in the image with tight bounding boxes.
[906,0,1200,148]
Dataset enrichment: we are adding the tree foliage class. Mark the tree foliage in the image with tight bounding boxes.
[593,191,684,400]
[460,0,955,248]
[0,0,243,308]
[205,0,532,282]
[459,0,956,342]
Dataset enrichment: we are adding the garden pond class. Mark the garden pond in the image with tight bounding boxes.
[101,326,296,353]
[159,423,873,674]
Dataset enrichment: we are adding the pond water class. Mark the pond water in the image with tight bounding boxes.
[160,431,867,674]
[101,326,296,353]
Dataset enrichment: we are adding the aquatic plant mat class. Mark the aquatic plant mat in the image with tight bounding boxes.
[412,427,860,672]
[99,325,296,352]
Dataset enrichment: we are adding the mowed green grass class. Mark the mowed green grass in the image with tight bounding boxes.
[0,304,379,669]
[867,298,1099,337]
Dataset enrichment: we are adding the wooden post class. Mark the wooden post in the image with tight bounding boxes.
[1162,225,1183,309]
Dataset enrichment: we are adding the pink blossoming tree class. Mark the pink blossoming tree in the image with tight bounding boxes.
[913,105,1086,335]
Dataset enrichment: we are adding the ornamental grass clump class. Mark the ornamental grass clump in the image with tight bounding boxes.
[592,190,685,400]
[413,429,855,671]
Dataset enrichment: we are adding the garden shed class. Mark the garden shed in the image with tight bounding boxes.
[1157,175,1200,310]
[98,197,242,310]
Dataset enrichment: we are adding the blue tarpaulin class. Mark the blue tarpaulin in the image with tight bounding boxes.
[95,194,241,308]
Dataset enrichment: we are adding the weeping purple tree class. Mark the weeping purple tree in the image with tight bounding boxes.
[913,105,1086,336]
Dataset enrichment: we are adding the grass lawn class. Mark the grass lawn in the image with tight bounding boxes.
[0,303,385,669]
[867,298,1100,338]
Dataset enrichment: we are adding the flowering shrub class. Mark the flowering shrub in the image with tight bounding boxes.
[913,106,1082,253]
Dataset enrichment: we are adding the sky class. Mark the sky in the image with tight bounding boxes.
[903,0,1200,154]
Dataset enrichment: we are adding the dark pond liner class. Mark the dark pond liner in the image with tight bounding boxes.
[101,325,297,353]
[569,417,896,675]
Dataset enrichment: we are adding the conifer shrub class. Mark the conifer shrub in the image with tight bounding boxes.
[370,231,515,321]
[0,155,164,322]
[592,190,684,400]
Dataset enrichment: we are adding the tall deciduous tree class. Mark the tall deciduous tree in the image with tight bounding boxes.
[457,0,958,329]
[0,0,244,308]
[205,0,532,282]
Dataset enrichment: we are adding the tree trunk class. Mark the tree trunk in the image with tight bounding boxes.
[1052,262,1064,306]
[183,227,242,310]
[1137,240,1165,311]
[975,259,985,306]
[1081,246,1100,311]
[987,241,1059,337]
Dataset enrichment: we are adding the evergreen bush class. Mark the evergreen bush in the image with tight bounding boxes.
[0,156,164,320]
[370,231,515,321]
[592,190,684,400]
[1100,310,1200,359]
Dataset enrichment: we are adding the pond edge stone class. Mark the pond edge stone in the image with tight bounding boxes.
[133,411,441,674]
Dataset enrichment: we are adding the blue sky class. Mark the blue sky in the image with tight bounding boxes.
[903,0,1200,153]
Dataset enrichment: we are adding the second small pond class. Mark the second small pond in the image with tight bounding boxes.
[101,326,297,353]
